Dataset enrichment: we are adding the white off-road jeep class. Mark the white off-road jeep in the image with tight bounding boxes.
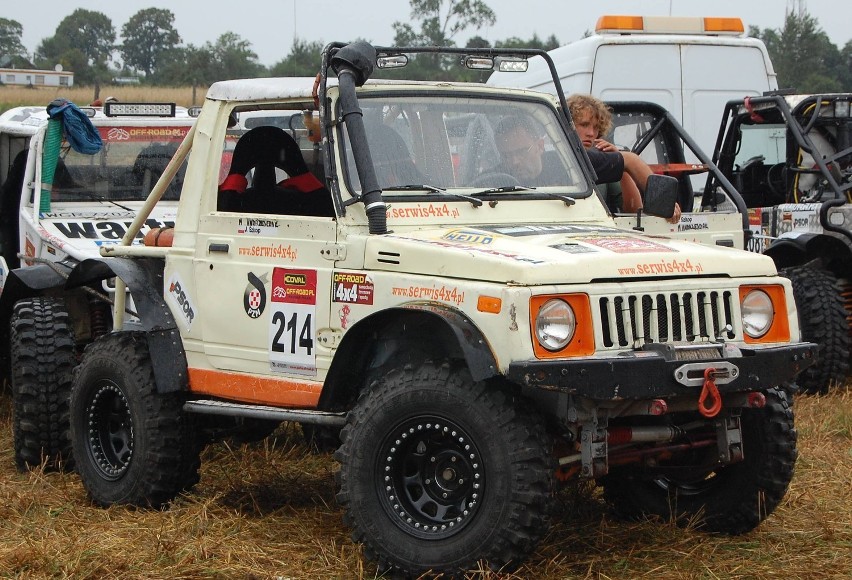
[1,44,815,577]
[0,101,195,469]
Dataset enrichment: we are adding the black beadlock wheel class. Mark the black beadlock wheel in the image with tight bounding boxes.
[601,386,797,534]
[70,332,201,507]
[334,359,552,577]
[781,264,850,394]
[378,414,484,540]
[10,297,77,472]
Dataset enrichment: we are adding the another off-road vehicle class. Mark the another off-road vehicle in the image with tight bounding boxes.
[0,101,195,469]
[706,92,852,393]
[1,44,815,576]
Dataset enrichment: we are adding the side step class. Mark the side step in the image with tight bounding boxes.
[184,399,347,427]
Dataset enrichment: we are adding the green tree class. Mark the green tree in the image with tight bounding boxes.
[751,6,845,92]
[35,9,115,86]
[495,33,560,51]
[207,32,265,82]
[120,8,181,77]
[270,38,324,77]
[0,18,31,67]
[841,40,852,91]
[156,46,213,86]
[390,0,497,80]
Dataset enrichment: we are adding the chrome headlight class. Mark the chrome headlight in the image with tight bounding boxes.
[742,289,774,338]
[535,298,576,351]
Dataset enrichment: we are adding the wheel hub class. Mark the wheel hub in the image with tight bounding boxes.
[380,417,483,539]
[87,381,133,480]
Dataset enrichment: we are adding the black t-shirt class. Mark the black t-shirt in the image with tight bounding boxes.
[534,151,567,186]
[586,148,624,184]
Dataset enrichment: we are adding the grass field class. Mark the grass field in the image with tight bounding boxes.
[0,387,850,579]
[0,86,201,114]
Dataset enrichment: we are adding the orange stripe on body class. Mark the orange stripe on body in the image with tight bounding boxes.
[188,367,322,408]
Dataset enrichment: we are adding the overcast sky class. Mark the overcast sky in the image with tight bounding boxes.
[6,0,850,67]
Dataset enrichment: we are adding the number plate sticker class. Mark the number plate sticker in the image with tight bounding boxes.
[269,267,317,375]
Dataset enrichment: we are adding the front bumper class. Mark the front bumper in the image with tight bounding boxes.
[506,342,817,400]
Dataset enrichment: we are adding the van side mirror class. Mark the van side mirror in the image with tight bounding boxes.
[642,174,679,218]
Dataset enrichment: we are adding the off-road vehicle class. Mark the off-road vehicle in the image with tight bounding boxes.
[0,43,815,576]
[706,92,852,393]
[0,101,195,469]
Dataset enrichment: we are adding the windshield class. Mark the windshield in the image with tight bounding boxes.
[341,94,591,197]
[51,124,191,202]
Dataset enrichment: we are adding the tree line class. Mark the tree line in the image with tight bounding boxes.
[0,1,849,93]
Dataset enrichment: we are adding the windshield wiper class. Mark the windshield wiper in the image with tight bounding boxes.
[66,189,135,212]
[472,185,575,206]
[383,184,483,207]
[472,185,536,195]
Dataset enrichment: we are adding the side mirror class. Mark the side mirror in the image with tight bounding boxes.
[642,174,679,218]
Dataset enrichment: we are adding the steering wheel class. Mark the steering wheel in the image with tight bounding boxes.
[766,162,787,200]
[469,172,521,188]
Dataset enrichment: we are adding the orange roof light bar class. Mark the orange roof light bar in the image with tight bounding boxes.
[595,15,744,36]
[595,15,643,33]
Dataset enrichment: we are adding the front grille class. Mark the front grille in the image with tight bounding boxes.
[599,291,735,348]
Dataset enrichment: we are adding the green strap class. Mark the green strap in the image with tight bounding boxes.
[40,118,63,213]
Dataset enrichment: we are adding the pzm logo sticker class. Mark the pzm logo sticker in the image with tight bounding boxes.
[244,272,268,318]
[168,277,195,327]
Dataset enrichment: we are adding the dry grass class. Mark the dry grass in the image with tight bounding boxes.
[0,388,850,579]
[0,86,201,114]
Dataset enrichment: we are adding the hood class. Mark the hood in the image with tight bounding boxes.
[31,202,178,261]
[365,224,777,284]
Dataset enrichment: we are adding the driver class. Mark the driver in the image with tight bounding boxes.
[493,116,565,186]
[494,114,681,224]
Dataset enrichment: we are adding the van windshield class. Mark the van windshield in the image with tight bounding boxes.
[341,94,592,198]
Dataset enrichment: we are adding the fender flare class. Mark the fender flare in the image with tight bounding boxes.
[320,304,499,410]
[763,235,810,264]
[765,232,851,267]
[65,257,188,394]
[398,302,498,381]
[0,259,76,322]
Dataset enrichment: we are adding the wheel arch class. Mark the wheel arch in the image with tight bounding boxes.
[64,257,188,394]
[765,233,852,274]
[318,304,499,411]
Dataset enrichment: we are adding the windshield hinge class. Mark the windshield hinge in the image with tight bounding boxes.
[317,328,343,348]
[321,244,346,261]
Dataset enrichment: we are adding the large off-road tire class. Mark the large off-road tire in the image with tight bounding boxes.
[335,359,553,577]
[601,386,796,534]
[10,297,77,472]
[781,264,850,394]
[70,332,201,507]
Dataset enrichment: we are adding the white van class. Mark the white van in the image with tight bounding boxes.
[488,15,778,160]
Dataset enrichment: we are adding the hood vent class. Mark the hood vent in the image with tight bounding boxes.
[376,250,401,265]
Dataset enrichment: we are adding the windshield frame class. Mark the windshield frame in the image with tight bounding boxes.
[336,88,596,206]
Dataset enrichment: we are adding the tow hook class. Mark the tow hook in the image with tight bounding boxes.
[699,367,725,417]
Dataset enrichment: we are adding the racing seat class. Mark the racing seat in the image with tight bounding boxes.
[131,143,182,200]
[218,125,333,216]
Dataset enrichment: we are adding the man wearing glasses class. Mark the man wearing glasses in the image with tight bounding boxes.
[494,114,665,215]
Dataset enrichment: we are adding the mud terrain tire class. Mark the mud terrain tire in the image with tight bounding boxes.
[70,332,201,507]
[335,359,552,577]
[11,297,77,471]
[781,265,849,394]
[602,386,796,534]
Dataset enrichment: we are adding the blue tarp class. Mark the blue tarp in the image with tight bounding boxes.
[46,98,102,154]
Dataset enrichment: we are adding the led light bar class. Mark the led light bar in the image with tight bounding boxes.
[104,102,177,117]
